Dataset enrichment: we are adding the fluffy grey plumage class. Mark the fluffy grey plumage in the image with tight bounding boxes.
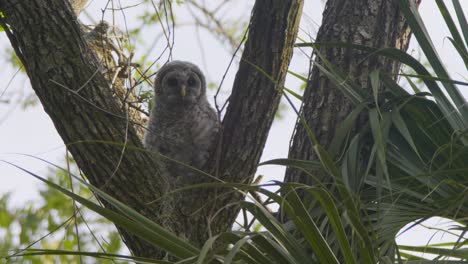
[144,61,219,176]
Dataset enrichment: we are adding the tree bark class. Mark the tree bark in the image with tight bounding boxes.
[285,0,420,188]
[0,0,303,258]
[0,0,173,258]
[187,0,304,247]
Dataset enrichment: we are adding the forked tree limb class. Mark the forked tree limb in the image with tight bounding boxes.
[0,0,303,258]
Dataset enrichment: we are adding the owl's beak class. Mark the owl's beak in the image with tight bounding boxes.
[181,85,187,97]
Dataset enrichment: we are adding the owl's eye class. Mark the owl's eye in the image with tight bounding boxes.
[167,78,178,86]
[187,77,196,86]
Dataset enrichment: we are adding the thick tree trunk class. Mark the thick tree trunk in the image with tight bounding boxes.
[0,0,303,259]
[0,0,172,258]
[196,0,303,246]
[285,0,420,188]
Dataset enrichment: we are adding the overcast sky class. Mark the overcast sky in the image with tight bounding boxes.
[0,1,466,250]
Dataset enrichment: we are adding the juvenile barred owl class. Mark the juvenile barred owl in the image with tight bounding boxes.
[144,61,219,176]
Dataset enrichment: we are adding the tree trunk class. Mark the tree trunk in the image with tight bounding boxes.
[0,0,303,258]
[285,0,420,188]
[196,0,304,246]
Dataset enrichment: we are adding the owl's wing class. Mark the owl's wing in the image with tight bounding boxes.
[190,105,219,168]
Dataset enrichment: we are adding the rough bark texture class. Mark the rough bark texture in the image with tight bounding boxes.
[0,0,173,258]
[165,0,304,249]
[285,0,420,187]
[0,0,303,258]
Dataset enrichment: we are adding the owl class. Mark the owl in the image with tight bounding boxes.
[144,61,220,176]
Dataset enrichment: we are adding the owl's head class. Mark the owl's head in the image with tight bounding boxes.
[154,61,206,106]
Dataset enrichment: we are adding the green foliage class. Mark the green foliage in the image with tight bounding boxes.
[2,1,468,263]
[282,1,468,262]
[0,160,127,264]
[0,12,6,32]
[5,50,22,70]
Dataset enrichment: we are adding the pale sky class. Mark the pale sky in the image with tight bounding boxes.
[0,1,466,251]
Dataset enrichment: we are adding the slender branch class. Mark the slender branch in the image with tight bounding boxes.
[186,0,238,52]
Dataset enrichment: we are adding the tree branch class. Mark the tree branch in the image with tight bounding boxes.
[0,0,171,258]
[0,0,304,259]
[184,0,304,245]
